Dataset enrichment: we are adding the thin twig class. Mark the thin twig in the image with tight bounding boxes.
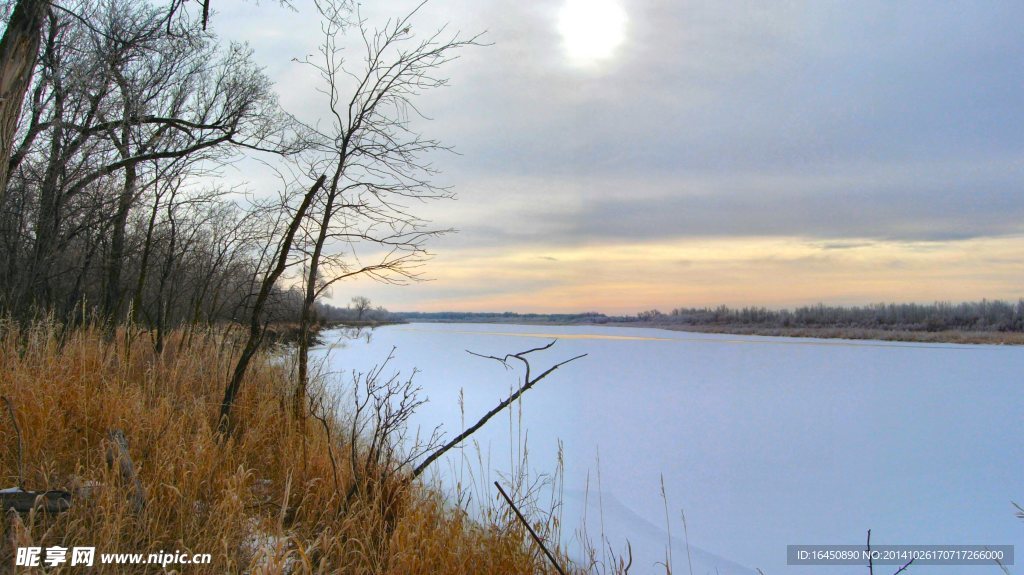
[308,392,341,492]
[624,541,633,574]
[892,558,914,574]
[495,480,566,575]
[412,341,585,478]
[681,507,694,575]
[867,529,874,575]
[994,554,1011,575]
[2,397,24,490]
[867,529,917,575]
[660,474,673,572]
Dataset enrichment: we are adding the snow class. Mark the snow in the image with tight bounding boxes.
[313,323,1024,574]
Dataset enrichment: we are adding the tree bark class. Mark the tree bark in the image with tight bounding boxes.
[0,0,47,209]
[105,164,137,322]
[22,78,63,311]
[131,186,163,324]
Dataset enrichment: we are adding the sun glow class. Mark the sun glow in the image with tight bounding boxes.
[557,0,628,67]
[355,235,1024,313]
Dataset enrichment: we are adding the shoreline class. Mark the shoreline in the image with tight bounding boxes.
[394,318,1024,345]
[619,323,1024,345]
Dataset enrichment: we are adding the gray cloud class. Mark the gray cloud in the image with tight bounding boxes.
[432,152,1024,250]
[419,1,1024,175]
[219,0,1024,254]
[569,182,1023,243]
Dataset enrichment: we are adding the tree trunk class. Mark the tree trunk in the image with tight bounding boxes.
[105,164,137,323]
[294,168,341,419]
[294,230,325,419]
[21,86,63,312]
[0,0,47,209]
[131,186,162,324]
[153,198,177,353]
[219,175,325,437]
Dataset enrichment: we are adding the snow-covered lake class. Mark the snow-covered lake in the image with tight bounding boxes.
[311,323,1023,574]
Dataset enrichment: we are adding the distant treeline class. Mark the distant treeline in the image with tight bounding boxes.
[643,300,1024,332]
[316,297,401,325]
[398,300,1024,333]
[395,311,610,324]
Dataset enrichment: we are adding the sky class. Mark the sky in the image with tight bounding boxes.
[215,0,1024,314]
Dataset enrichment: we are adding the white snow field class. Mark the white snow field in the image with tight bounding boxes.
[312,323,1023,574]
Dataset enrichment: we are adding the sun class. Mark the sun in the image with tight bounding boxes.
[557,0,628,68]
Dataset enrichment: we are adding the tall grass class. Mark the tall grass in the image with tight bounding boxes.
[0,320,575,573]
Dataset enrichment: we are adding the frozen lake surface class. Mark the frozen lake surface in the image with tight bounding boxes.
[312,323,1023,574]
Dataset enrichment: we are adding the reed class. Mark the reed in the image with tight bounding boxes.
[0,320,575,574]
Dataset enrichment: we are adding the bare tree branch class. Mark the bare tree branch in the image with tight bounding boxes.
[412,341,585,479]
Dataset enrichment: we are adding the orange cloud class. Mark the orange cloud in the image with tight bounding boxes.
[334,235,1024,313]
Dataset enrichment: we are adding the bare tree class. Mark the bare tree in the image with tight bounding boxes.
[218,174,326,435]
[0,0,296,324]
[341,350,441,507]
[289,0,480,417]
[0,0,300,210]
[350,295,371,321]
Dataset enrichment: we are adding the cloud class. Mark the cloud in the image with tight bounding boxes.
[349,234,1024,313]
[212,0,1024,310]
[817,241,875,251]
[427,153,1024,253]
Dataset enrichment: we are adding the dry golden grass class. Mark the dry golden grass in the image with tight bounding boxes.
[0,321,574,574]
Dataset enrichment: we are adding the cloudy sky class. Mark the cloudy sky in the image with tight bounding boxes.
[216,0,1024,313]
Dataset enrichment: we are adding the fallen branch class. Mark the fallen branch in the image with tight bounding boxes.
[106,429,146,513]
[411,341,585,478]
[0,490,71,514]
[0,397,70,514]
